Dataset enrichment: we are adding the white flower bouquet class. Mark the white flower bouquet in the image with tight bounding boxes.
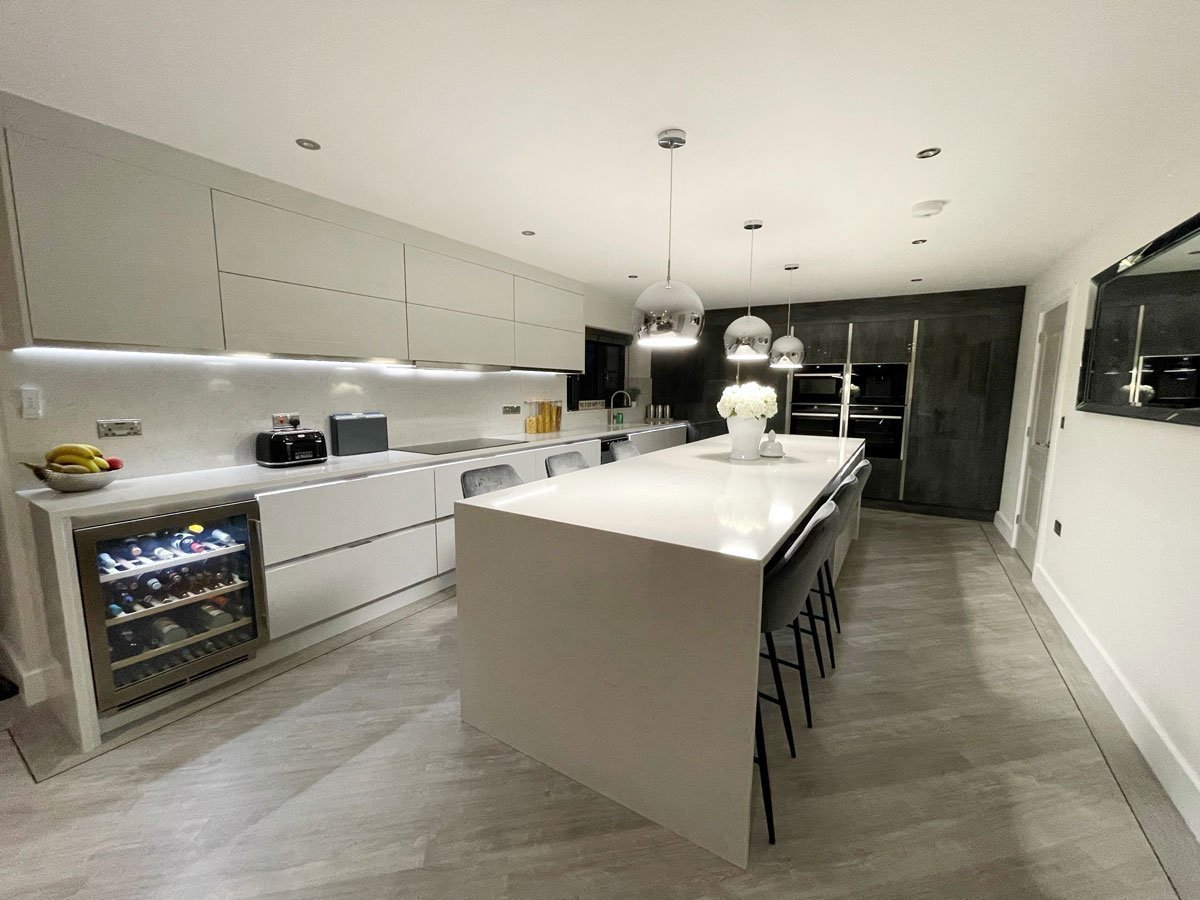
[716,382,778,420]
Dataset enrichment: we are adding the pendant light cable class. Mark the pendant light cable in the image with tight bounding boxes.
[666,146,674,285]
[746,226,755,316]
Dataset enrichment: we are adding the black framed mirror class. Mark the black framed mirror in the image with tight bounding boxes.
[1079,211,1200,425]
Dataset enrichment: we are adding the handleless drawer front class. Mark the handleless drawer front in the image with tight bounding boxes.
[405,246,514,319]
[531,439,601,475]
[265,524,437,638]
[630,425,688,454]
[258,467,435,565]
[407,304,515,367]
[514,278,584,332]
[213,191,406,300]
[514,323,584,372]
[435,517,456,573]
[434,450,542,518]
[221,273,409,360]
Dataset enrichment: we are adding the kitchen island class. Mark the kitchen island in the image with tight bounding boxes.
[455,433,866,867]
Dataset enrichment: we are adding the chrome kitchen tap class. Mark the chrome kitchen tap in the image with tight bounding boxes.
[608,390,633,427]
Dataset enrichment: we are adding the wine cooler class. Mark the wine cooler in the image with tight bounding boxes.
[74,500,269,712]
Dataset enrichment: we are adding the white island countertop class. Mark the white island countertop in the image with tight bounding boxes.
[458,433,865,562]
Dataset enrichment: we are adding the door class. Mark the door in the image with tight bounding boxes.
[1016,302,1067,565]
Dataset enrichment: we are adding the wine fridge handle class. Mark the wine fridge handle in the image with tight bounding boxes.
[248,518,270,637]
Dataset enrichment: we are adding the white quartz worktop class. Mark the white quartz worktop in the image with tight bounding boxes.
[18,421,686,521]
[458,433,864,562]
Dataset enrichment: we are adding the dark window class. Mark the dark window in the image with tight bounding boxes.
[572,328,630,408]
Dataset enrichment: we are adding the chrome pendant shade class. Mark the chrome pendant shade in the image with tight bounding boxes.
[769,263,806,369]
[635,128,704,348]
[724,220,771,362]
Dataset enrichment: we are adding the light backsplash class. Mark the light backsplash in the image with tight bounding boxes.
[1,348,646,486]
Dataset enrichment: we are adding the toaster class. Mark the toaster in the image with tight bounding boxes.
[255,427,328,468]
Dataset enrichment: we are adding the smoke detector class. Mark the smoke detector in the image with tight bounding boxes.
[911,200,948,218]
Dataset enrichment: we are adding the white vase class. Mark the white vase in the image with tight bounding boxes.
[726,415,767,461]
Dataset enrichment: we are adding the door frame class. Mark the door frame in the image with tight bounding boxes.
[1012,290,1073,568]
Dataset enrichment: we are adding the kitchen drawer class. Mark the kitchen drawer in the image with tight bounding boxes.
[514,322,584,372]
[220,273,409,360]
[213,191,406,300]
[405,246,514,319]
[630,425,687,454]
[258,467,435,565]
[407,304,515,367]
[434,449,542,518]
[514,278,584,332]
[265,524,437,638]
[435,517,456,573]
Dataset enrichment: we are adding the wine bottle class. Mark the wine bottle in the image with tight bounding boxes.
[106,603,123,619]
[210,529,236,546]
[169,533,203,554]
[136,573,166,594]
[120,537,146,559]
[97,552,119,571]
[145,617,188,646]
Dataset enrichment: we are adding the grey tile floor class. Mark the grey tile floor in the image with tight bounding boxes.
[0,509,1194,898]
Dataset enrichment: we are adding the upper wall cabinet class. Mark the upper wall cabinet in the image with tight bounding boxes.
[220,273,409,360]
[850,319,914,363]
[6,130,224,349]
[514,323,583,372]
[407,304,515,367]
[212,191,406,300]
[405,246,514,320]
[797,321,850,363]
[514,278,584,332]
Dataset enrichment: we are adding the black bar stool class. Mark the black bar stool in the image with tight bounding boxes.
[818,459,873,635]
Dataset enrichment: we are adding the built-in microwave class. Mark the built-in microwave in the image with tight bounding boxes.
[849,363,908,407]
[791,364,846,404]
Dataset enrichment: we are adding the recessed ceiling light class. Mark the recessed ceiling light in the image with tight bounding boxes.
[916,147,941,159]
[627,274,639,279]
[912,239,927,245]
[295,138,321,151]
[521,230,536,236]
[784,264,799,271]
[911,199,948,218]
[1189,249,1200,255]
[911,278,924,282]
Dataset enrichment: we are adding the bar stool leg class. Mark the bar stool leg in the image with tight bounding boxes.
[789,618,813,728]
[823,558,842,633]
[803,597,826,677]
[764,633,796,758]
[754,701,776,845]
[816,566,837,671]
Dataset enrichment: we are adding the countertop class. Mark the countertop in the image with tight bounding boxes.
[457,434,865,561]
[19,421,688,521]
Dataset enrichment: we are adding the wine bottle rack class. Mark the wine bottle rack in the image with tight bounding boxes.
[104,580,250,625]
[97,543,246,584]
[111,617,253,670]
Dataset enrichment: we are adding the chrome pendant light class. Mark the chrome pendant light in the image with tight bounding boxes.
[769,263,805,369]
[634,129,704,348]
[724,220,772,362]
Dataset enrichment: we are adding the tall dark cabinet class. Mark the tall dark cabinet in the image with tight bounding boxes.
[651,286,1025,520]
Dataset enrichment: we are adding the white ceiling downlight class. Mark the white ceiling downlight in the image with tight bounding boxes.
[294,138,320,150]
[911,200,948,218]
[916,147,942,159]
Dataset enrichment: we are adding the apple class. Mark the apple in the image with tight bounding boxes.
[104,457,124,471]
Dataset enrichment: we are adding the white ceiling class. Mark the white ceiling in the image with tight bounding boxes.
[2,1,1199,308]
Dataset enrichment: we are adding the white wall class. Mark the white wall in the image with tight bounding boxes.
[997,146,1200,838]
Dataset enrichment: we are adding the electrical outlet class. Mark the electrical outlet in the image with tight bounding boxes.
[1060,416,1065,429]
[97,418,142,437]
[1054,520,1062,536]
[502,405,522,415]
[271,412,300,429]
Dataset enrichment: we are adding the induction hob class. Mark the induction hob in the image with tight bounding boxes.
[392,437,528,455]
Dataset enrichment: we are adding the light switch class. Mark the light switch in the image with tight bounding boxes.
[20,385,43,419]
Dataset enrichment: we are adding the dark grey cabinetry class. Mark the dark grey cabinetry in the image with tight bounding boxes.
[851,319,914,363]
[903,313,1022,515]
[795,320,849,363]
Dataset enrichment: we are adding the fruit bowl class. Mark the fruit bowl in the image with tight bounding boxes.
[41,469,118,493]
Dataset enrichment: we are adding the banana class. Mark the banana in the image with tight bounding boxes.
[50,454,100,472]
[57,464,91,474]
[46,443,101,462]
[92,457,110,471]
[46,462,67,473]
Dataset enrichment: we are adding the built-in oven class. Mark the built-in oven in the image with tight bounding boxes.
[790,403,843,438]
[849,363,908,407]
[791,364,846,405]
[847,405,905,459]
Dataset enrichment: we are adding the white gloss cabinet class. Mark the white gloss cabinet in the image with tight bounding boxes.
[405,246,514,319]
[630,424,687,454]
[6,130,225,349]
[435,518,456,574]
[515,322,584,372]
[264,524,437,638]
[220,273,410,361]
[257,467,435,566]
[407,304,515,367]
[514,278,584,332]
[212,191,406,301]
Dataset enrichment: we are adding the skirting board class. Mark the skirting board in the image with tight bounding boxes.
[993,509,1017,546]
[1033,564,1200,841]
[0,630,52,707]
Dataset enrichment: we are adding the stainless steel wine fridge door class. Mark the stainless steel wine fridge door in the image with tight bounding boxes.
[74,499,269,712]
